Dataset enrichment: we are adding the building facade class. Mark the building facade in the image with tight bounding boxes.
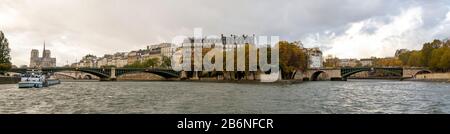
[339,58,359,67]
[181,34,256,51]
[360,58,375,67]
[29,43,56,68]
[73,43,171,68]
[76,54,97,68]
[304,47,323,69]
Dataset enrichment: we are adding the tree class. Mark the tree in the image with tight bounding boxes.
[428,47,445,71]
[277,41,308,79]
[160,56,171,69]
[373,58,402,67]
[437,46,450,72]
[124,58,160,68]
[421,40,441,67]
[324,55,339,68]
[124,61,143,68]
[142,58,160,68]
[0,31,12,71]
[407,51,423,67]
[396,39,450,72]
[445,40,450,47]
[398,51,411,66]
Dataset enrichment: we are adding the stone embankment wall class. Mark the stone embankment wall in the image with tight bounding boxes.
[0,77,20,84]
[415,73,450,82]
[117,73,165,81]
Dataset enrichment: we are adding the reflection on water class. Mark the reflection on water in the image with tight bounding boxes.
[0,80,449,114]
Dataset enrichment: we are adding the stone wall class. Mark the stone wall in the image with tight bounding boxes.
[348,72,369,78]
[304,69,342,80]
[54,71,101,80]
[117,72,165,81]
[403,68,431,78]
[0,77,20,84]
[415,73,450,81]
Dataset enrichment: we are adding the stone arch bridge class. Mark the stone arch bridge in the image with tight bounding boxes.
[303,67,431,81]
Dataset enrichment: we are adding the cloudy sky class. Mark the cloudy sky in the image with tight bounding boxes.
[1,0,450,66]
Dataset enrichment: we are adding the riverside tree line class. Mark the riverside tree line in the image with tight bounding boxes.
[398,39,450,72]
[324,39,450,73]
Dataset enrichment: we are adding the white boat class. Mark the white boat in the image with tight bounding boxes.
[18,70,60,88]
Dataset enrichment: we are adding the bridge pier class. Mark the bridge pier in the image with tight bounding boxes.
[97,67,117,81]
[110,68,116,80]
[192,71,200,80]
[335,77,346,81]
[180,71,188,80]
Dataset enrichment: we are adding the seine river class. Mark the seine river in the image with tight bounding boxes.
[0,80,449,114]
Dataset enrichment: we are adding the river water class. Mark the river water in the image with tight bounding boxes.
[0,80,449,114]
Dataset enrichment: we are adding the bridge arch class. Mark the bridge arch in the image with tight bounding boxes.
[83,75,93,80]
[48,69,109,79]
[74,69,109,78]
[413,70,432,77]
[311,71,326,81]
[53,71,100,80]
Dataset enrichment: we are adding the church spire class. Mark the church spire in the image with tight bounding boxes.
[43,40,46,57]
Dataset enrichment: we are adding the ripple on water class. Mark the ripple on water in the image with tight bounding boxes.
[0,80,449,114]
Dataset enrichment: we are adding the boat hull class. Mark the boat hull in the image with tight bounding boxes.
[18,82,43,88]
[17,70,61,88]
[47,79,61,86]
[18,80,60,88]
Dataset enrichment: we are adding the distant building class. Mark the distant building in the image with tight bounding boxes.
[324,55,339,68]
[304,47,323,69]
[141,52,162,65]
[97,54,112,67]
[73,52,128,68]
[127,49,157,65]
[29,42,56,68]
[360,58,375,67]
[159,43,175,58]
[339,58,358,67]
[72,54,96,68]
[111,52,128,67]
[181,34,256,51]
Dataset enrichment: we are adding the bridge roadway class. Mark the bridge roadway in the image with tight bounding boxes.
[6,67,431,81]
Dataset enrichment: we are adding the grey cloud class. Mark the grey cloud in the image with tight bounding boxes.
[1,0,449,66]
